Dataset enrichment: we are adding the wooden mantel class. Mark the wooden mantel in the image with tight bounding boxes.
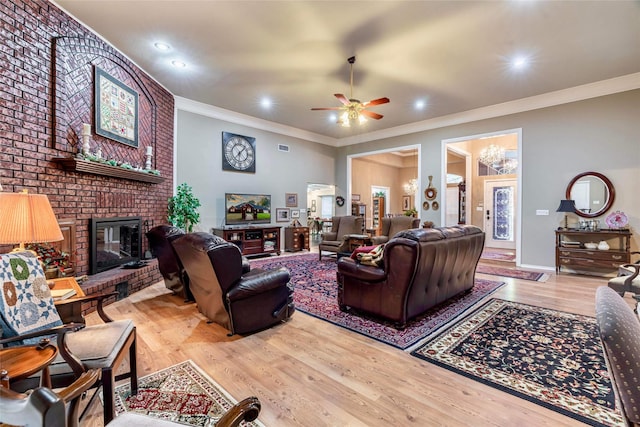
[52,157,165,184]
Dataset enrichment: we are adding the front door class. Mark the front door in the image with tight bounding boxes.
[484,179,516,249]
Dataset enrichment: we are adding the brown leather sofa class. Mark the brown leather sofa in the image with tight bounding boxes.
[171,232,294,335]
[146,225,193,301]
[337,225,485,328]
[371,216,420,245]
[318,215,364,260]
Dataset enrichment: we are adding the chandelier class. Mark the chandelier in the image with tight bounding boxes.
[404,178,418,194]
[478,144,505,166]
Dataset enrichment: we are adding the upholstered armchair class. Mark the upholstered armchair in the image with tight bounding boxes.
[146,225,192,300]
[318,215,364,260]
[0,251,138,425]
[171,232,294,335]
[595,286,640,426]
[371,216,420,245]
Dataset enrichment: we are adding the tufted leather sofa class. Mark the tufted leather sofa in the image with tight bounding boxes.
[337,225,485,328]
[171,232,295,335]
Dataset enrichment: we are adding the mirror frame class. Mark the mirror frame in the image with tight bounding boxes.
[565,171,615,218]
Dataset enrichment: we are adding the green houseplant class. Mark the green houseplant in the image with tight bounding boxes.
[167,183,201,232]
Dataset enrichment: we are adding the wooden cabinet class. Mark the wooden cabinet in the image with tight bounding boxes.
[212,226,281,256]
[351,203,366,234]
[555,229,631,274]
[284,226,310,252]
[372,197,385,236]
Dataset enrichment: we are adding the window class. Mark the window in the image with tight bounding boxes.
[320,196,333,218]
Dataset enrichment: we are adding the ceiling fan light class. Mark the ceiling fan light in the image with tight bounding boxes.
[358,114,367,125]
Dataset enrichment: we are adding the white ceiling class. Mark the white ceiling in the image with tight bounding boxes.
[53,1,640,146]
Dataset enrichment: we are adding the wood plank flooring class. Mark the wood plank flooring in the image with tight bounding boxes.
[80,254,627,426]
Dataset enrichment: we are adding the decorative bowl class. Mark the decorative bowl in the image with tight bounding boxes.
[584,242,598,249]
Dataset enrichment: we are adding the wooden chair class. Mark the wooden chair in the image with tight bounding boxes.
[0,367,261,427]
[0,251,138,425]
[607,252,640,311]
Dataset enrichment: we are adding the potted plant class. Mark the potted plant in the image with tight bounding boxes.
[404,207,418,218]
[167,183,201,232]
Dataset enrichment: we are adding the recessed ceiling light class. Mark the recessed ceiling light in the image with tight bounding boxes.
[171,60,186,68]
[414,99,426,110]
[329,113,337,123]
[511,55,529,70]
[260,97,272,109]
[154,42,171,51]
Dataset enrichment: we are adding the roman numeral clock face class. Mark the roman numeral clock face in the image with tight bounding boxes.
[222,132,256,173]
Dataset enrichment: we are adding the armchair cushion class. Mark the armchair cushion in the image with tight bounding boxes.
[0,251,62,343]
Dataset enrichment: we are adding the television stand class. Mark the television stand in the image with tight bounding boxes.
[212,225,281,256]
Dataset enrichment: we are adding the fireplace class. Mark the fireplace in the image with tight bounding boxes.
[89,216,142,274]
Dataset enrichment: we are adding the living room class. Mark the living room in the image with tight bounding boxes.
[1,1,640,426]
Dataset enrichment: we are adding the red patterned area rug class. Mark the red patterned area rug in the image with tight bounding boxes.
[251,253,504,350]
[411,299,624,427]
[477,263,550,282]
[114,360,264,426]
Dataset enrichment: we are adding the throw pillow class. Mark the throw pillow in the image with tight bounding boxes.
[0,251,62,343]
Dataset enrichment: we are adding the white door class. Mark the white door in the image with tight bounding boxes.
[484,180,517,249]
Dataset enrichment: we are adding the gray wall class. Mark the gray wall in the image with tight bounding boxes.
[176,110,337,232]
[337,89,640,269]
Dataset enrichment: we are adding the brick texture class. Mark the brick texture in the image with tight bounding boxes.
[1,0,174,301]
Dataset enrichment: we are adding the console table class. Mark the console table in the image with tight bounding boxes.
[555,228,632,274]
[213,226,281,256]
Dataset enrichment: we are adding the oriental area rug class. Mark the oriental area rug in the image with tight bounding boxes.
[114,360,264,426]
[411,299,624,427]
[476,264,550,282]
[250,253,504,350]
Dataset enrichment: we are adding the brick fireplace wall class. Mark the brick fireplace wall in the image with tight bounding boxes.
[1,1,173,289]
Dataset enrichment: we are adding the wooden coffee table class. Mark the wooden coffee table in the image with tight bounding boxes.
[0,340,58,388]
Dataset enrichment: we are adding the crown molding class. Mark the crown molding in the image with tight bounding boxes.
[176,72,640,148]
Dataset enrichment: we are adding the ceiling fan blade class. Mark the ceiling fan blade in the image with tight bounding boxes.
[361,110,383,120]
[311,107,342,111]
[334,94,350,105]
[363,97,390,107]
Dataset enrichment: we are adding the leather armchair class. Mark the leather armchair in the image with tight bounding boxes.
[171,232,294,335]
[337,225,484,328]
[318,216,364,260]
[371,216,420,245]
[146,225,192,300]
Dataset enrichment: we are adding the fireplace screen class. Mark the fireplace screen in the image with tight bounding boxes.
[90,216,142,274]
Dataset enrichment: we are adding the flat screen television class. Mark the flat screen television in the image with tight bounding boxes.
[225,193,271,226]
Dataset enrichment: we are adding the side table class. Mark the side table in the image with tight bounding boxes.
[347,234,372,252]
[0,340,58,389]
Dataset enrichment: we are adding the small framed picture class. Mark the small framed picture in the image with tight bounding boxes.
[402,195,411,211]
[276,208,290,222]
[311,206,316,212]
[286,193,298,207]
[311,199,316,207]
[352,194,361,201]
[291,209,300,218]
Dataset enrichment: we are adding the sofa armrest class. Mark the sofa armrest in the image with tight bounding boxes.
[337,257,386,282]
[227,267,291,301]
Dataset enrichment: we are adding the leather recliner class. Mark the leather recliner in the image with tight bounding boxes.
[318,215,364,260]
[337,225,485,328]
[171,232,294,335]
[371,216,420,245]
[146,225,193,300]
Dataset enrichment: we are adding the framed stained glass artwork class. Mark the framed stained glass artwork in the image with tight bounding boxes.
[94,67,139,147]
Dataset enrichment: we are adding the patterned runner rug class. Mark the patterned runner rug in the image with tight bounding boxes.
[411,299,624,427]
[251,253,504,350]
[481,248,516,262]
[476,263,550,282]
[114,360,264,426]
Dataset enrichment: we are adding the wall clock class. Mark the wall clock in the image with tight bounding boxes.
[222,132,256,173]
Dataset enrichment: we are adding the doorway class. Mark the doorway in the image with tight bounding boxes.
[306,183,335,246]
[442,129,521,265]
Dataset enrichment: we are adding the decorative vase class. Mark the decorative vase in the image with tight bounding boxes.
[597,241,610,251]
[45,268,58,279]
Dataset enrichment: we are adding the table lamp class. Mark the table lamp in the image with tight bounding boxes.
[0,190,63,252]
[556,199,576,230]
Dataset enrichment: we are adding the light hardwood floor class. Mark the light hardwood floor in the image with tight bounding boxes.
[80,254,626,427]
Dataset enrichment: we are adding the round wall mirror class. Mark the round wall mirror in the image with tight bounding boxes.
[565,171,615,218]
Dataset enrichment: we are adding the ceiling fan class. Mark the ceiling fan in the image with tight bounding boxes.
[311,56,389,127]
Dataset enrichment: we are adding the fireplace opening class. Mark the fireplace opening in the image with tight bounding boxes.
[90,216,142,274]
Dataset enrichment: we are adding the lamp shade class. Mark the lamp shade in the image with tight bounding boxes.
[0,191,63,248]
[556,199,576,213]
